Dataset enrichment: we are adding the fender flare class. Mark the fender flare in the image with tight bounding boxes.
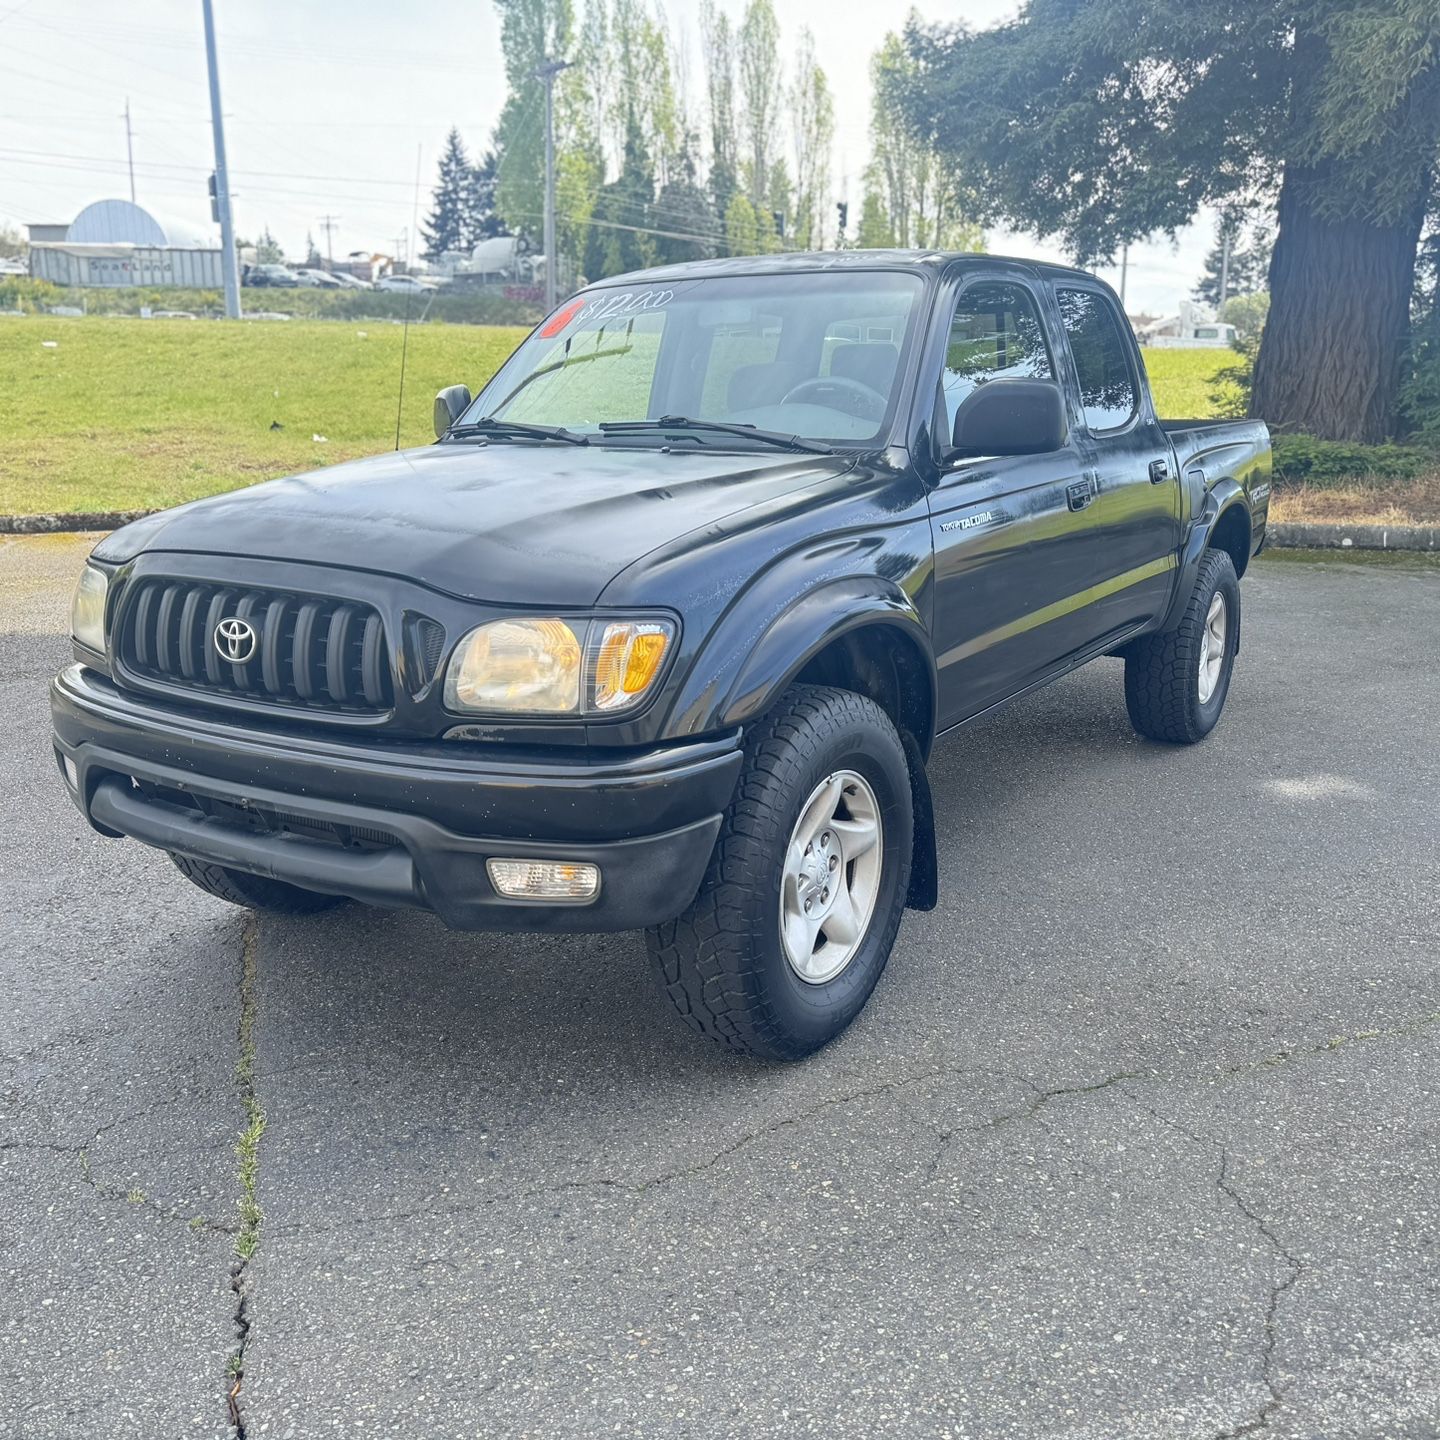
[715,576,937,745]
[1161,479,1251,636]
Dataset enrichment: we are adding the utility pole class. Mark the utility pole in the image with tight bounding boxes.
[1218,228,1232,308]
[201,0,241,318]
[1119,243,1129,307]
[533,57,573,310]
[122,99,136,204]
[318,214,340,268]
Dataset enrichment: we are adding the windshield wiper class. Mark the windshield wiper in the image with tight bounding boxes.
[598,416,832,454]
[446,417,589,446]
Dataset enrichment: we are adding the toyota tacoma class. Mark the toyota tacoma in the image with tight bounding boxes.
[51,251,1271,1060]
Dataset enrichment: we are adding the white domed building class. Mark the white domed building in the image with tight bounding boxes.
[27,199,222,288]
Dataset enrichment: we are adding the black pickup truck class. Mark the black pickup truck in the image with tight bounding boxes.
[52,251,1270,1060]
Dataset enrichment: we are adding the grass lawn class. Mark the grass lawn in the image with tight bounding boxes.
[0,316,526,514]
[0,316,1233,515]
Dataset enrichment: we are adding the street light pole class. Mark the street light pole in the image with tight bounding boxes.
[533,57,573,311]
[201,0,241,318]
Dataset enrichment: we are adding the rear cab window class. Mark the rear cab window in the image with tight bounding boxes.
[1056,287,1138,431]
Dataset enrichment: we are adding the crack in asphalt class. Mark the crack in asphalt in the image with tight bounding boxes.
[270,1065,1146,1239]
[1143,1106,1304,1438]
[226,916,264,1438]
[2,1101,237,1237]
[1210,1150,1304,1439]
[1218,1007,1440,1082]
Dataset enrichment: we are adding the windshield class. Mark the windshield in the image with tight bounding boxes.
[463,271,926,446]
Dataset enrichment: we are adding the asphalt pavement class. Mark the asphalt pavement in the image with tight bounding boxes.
[3,535,1437,1439]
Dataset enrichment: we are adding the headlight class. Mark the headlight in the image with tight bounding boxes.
[71,564,109,653]
[444,616,675,716]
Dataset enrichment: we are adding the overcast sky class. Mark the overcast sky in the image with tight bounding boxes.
[0,0,1214,315]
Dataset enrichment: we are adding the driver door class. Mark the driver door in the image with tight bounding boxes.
[927,275,1102,727]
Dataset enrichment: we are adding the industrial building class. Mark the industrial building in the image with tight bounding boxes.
[26,199,222,288]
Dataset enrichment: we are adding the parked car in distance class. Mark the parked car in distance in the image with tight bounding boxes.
[293,268,344,288]
[324,270,371,289]
[0,256,27,276]
[243,263,299,288]
[51,251,1271,1062]
[374,273,441,293]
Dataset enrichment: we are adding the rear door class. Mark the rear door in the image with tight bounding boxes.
[1050,283,1182,634]
[926,270,1105,728]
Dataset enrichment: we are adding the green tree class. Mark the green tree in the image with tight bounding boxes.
[738,0,782,208]
[701,0,740,223]
[725,192,760,256]
[255,227,283,264]
[655,141,719,265]
[303,231,322,268]
[855,184,895,249]
[464,149,507,244]
[1195,209,1273,308]
[422,127,473,258]
[493,0,577,242]
[902,0,1440,442]
[871,29,980,251]
[1219,292,1272,341]
[584,117,657,279]
[790,32,834,251]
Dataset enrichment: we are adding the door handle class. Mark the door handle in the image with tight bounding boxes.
[1066,478,1095,512]
[1149,458,1170,484]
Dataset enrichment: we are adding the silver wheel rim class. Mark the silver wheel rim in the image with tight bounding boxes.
[1198,590,1227,704]
[779,769,883,985]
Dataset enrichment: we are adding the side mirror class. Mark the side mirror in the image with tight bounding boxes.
[950,379,1068,458]
[433,384,472,440]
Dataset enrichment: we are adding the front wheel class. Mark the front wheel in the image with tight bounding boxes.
[168,852,347,916]
[1124,548,1240,744]
[646,685,913,1062]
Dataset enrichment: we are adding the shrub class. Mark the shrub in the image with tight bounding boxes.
[1271,434,1436,487]
[0,276,541,327]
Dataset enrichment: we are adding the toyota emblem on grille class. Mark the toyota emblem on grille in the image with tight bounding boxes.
[214,616,258,664]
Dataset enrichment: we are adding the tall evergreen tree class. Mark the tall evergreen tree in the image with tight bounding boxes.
[1194,209,1274,307]
[701,0,740,225]
[464,150,507,245]
[655,140,718,265]
[901,0,1440,441]
[422,128,473,258]
[585,116,657,279]
[493,0,577,243]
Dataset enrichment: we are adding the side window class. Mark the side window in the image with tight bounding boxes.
[940,281,1053,433]
[1056,288,1138,431]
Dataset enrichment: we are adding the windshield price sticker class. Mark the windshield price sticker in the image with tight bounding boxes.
[577,289,674,323]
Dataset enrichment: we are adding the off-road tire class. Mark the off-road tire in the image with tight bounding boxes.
[646,684,913,1062]
[1124,548,1239,744]
[168,852,346,915]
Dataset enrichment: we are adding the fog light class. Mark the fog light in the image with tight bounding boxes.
[486,858,600,902]
[62,755,79,790]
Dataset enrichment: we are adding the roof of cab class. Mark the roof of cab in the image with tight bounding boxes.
[590,248,1103,289]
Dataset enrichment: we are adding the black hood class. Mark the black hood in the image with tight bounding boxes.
[94,441,856,607]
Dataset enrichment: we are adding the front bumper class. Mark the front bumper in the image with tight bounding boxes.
[51,665,742,932]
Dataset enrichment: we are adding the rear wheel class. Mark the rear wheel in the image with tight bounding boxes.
[646,685,913,1061]
[168,852,346,916]
[1124,548,1239,744]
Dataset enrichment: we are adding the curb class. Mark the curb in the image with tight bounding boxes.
[1,510,155,535]
[3,512,1436,553]
[1267,522,1438,552]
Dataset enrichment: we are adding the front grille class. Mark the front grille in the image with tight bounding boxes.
[117,578,393,713]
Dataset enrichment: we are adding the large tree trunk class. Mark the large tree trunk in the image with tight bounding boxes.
[1250,166,1428,442]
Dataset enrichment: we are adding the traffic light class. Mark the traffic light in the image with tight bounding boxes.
[208,173,220,224]
[836,201,849,233]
